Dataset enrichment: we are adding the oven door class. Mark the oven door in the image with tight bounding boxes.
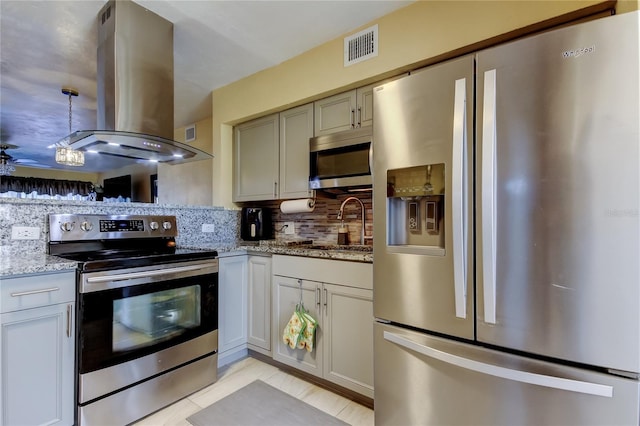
[78,259,218,404]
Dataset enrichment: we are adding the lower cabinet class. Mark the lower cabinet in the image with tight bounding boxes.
[219,253,273,365]
[272,255,374,397]
[247,255,272,355]
[218,255,248,366]
[0,270,75,426]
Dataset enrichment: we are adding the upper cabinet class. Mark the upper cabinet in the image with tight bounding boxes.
[233,113,279,201]
[233,104,313,202]
[314,83,375,136]
[279,103,314,199]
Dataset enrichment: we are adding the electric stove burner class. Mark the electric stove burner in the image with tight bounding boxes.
[48,214,218,272]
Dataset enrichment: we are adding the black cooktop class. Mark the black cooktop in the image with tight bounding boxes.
[50,239,218,272]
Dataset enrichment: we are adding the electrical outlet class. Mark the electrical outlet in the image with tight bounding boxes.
[284,221,295,235]
[201,223,215,233]
[11,226,41,240]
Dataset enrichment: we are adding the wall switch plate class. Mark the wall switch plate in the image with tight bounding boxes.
[284,222,295,235]
[11,226,41,240]
[201,223,215,233]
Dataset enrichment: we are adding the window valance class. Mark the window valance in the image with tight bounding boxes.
[0,176,93,196]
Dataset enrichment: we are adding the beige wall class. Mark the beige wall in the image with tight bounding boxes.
[210,0,637,208]
[13,166,98,183]
[158,117,214,206]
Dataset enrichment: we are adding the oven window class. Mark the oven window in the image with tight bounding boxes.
[113,285,201,352]
[79,273,218,374]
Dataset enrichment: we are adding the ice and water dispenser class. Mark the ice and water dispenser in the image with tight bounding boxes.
[386,164,445,253]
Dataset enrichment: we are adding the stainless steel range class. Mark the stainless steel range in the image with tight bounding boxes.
[49,214,219,426]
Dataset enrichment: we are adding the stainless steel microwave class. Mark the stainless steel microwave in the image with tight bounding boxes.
[309,127,372,190]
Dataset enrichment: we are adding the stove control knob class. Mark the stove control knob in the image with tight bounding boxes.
[162,221,172,230]
[80,221,94,232]
[149,221,159,231]
[60,222,74,232]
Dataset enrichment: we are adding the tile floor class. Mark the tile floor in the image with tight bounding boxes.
[133,356,374,426]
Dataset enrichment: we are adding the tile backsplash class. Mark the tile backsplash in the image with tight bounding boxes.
[239,192,373,245]
[0,199,240,258]
[0,192,373,263]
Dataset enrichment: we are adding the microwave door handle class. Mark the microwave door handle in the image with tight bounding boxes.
[452,77,467,319]
[482,69,497,324]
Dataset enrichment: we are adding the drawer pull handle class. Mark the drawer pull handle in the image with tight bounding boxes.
[10,287,60,297]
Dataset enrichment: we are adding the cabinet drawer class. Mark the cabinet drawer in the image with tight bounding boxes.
[1,271,76,313]
[272,255,372,290]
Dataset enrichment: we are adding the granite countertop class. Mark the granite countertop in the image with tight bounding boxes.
[0,252,78,277]
[1,241,372,277]
[238,243,373,263]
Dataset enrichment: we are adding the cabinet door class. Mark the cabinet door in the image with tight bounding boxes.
[247,255,272,352]
[323,283,374,398]
[1,303,74,426]
[272,276,322,376]
[233,114,279,201]
[356,84,375,129]
[279,103,314,199]
[218,256,248,354]
[314,90,357,136]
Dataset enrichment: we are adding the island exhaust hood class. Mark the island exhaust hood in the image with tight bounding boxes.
[56,0,211,164]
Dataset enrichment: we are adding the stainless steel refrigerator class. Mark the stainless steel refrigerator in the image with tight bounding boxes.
[373,11,640,425]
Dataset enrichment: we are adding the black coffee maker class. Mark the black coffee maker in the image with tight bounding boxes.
[241,207,273,241]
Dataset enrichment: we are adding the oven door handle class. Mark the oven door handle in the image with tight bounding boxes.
[86,263,216,284]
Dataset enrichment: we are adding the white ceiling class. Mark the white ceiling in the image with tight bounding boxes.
[0,0,413,170]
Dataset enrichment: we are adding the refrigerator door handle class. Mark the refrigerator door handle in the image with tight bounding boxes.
[481,69,497,324]
[452,77,467,319]
[384,331,614,398]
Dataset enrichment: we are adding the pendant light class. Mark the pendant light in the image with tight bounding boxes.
[55,88,85,166]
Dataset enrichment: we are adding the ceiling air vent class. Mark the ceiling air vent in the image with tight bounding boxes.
[344,24,378,67]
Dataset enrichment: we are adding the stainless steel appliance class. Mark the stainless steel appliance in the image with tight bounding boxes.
[56,0,211,166]
[49,214,219,426]
[309,127,372,190]
[373,11,640,425]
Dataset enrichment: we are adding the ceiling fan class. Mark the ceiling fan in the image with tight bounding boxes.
[0,144,18,176]
[0,143,49,176]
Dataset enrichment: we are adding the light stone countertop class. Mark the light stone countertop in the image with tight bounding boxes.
[1,243,371,278]
[0,252,78,277]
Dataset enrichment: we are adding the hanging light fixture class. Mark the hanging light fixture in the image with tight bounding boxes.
[0,144,17,176]
[55,88,85,166]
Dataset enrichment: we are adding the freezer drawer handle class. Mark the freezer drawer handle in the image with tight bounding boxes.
[481,69,497,324]
[383,331,613,398]
[452,77,467,319]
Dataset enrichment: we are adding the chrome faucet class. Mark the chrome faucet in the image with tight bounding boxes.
[337,196,367,245]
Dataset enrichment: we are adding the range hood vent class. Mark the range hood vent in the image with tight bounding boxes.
[58,0,211,164]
